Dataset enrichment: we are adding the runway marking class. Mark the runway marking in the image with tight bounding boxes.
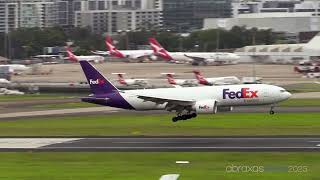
[40,146,320,149]
[176,161,189,164]
[96,137,320,140]
[0,138,81,148]
[113,142,211,144]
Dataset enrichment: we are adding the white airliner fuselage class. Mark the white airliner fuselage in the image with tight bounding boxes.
[118,84,290,110]
[0,64,29,74]
[168,52,240,65]
[148,38,240,65]
[80,60,291,122]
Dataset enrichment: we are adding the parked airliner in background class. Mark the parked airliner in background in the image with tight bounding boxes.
[0,79,10,85]
[0,64,29,75]
[149,38,240,66]
[161,73,197,87]
[91,50,110,56]
[79,61,291,122]
[105,36,154,60]
[66,48,105,63]
[112,73,148,87]
[193,70,241,86]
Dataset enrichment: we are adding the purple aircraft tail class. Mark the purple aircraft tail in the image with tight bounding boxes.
[79,60,118,95]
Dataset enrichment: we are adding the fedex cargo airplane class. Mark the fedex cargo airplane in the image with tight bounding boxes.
[149,38,240,66]
[79,61,291,122]
[66,48,105,63]
[105,36,154,60]
[112,73,148,86]
[193,70,241,86]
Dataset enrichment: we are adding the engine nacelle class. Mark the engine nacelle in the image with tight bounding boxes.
[193,99,217,114]
[217,106,233,112]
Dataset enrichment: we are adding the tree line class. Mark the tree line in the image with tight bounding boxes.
[0,26,284,59]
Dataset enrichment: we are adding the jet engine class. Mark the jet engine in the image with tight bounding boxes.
[193,99,217,114]
[217,106,233,112]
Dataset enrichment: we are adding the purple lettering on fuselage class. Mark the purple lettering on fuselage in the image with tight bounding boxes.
[223,88,258,99]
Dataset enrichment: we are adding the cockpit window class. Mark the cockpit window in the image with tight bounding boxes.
[280,90,286,93]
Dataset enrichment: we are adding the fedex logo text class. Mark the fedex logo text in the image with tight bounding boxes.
[89,79,105,85]
[199,105,210,110]
[223,88,258,99]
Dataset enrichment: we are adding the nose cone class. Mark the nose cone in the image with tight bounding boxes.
[283,91,292,100]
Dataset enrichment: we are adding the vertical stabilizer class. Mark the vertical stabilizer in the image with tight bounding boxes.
[79,61,118,95]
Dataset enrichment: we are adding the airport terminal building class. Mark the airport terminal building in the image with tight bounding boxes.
[203,12,320,34]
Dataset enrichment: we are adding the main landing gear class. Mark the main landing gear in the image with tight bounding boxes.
[172,113,197,122]
[270,106,275,115]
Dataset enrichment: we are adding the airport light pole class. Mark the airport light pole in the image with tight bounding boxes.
[251,28,257,82]
[216,19,226,52]
[216,28,220,52]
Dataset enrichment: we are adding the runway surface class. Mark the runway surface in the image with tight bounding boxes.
[1,137,320,152]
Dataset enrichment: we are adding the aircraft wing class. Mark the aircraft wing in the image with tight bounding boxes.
[136,95,195,106]
[184,54,229,63]
[131,54,152,59]
[91,51,110,56]
[184,54,206,62]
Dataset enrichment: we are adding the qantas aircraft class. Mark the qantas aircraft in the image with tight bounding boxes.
[193,70,241,86]
[161,73,197,87]
[149,38,240,66]
[112,73,148,87]
[79,61,291,122]
[66,48,105,63]
[105,36,154,60]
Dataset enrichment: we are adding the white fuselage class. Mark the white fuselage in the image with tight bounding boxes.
[168,52,240,64]
[205,77,241,85]
[0,64,30,74]
[121,50,154,59]
[121,79,148,86]
[173,79,197,86]
[119,84,290,110]
[76,56,105,63]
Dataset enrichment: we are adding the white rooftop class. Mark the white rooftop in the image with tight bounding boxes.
[238,12,317,18]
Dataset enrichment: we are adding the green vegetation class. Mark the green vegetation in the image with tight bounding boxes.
[279,99,320,107]
[1,26,281,59]
[30,98,320,110]
[1,113,320,136]
[0,94,77,102]
[284,83,320,93]
[0,152,318,180]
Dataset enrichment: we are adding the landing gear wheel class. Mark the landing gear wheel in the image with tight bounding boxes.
[181,115,188,120]
[172,117,179,122]
[269,105,275,115]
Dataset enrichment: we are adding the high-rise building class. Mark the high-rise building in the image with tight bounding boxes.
[0,0,59,33]
[74,0,163,34]
[0,0,163,34]
[163,0,232,32]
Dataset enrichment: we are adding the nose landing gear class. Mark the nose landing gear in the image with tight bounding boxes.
[172,113,197,122]
[270,106,275,115]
